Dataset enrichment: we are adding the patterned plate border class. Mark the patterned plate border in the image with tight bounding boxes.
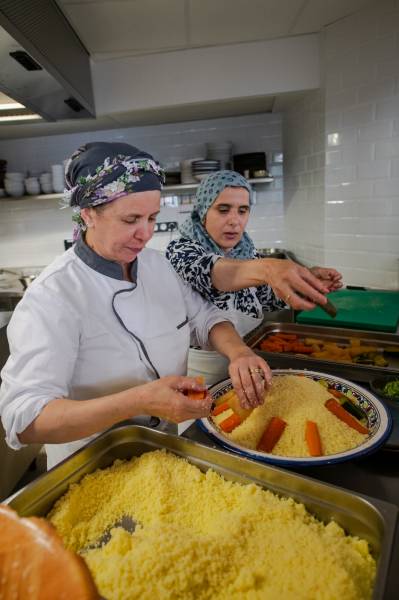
[197,369,393,467]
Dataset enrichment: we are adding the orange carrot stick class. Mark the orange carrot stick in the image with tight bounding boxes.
[305,421,323,456]
[275,333,298,340]
[211,401,231,416]
[219,413,242,433]
[325,398,369,434]
[328,388,345,400]
[257,417,287,453]
[186,376,206,401]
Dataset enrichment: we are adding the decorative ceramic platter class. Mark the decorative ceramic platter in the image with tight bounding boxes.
[197,369,393,467]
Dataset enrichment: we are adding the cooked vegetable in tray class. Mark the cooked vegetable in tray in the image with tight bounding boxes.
[257,333,391,367]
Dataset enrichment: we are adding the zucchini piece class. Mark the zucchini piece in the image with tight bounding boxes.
[340,400,366,421]
[353,353,375,365]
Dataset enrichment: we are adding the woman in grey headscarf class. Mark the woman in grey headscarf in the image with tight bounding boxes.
[166,170,342,381]
[167,170,342,333]
[0,145,271,469]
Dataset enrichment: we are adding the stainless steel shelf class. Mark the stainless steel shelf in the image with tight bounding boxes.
[162,177,274,194]
[3,177,274,201]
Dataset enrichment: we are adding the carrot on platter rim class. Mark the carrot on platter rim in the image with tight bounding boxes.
[325,398,369,434]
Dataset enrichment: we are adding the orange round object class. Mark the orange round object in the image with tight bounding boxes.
[0,504,99,600]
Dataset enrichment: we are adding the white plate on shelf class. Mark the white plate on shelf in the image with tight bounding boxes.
[197,369,392,467]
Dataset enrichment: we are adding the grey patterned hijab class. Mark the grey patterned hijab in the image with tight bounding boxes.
[179,170,256,259]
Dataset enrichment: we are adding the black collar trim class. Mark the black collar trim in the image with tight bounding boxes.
[74,236,138,282]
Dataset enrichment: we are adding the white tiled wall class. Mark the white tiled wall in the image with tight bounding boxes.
[0,114,284,268]
[282,89,326,267]
[0,197,73,270]
[283,0,399,289]
[324,0,399,289]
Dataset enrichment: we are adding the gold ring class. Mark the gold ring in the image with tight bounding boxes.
[285,293,292,302]
[249,368,263,375]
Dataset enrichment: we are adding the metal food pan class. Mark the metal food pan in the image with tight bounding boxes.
[245,321,399,382]
[7,425,397,600]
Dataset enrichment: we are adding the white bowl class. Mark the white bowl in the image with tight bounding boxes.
[5,182,24,191]
[6,189,25,197]
[26,186,40,195]
[5,172,24,181]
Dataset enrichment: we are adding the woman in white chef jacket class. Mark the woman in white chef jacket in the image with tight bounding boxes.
[166,170,342,383]
[0,143,271,470]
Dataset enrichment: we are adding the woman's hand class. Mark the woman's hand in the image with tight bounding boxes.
[310,266,343,292]
[228,349,272,410]
[261,259,331,311]
[139,375,212,423]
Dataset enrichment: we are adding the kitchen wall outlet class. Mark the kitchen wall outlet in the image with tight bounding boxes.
[154,221,178,233]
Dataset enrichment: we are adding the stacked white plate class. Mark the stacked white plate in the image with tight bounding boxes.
[180,157,204,184]
[192,159,220,182]
[4,172,25,197]
[51,164,64,193]
[40,172,53,194]
[25,177,40,195]
[206,141,233,170]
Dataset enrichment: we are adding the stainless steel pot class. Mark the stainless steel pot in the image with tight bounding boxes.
[0,269,36,290]
[18,275,36,290]
[256,247,288,259]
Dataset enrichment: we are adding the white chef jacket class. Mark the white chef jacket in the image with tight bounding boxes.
[0,239,231,468]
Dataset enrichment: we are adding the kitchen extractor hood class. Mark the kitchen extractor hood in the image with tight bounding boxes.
[0,0,95,121]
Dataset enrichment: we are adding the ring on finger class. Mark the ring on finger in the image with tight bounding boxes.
[249,367,264,379]
[285,293,292,302]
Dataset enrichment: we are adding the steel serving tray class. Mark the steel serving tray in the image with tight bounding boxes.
[245,322,399,383]
[6,425,397,600]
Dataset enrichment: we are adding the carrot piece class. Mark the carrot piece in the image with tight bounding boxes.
[257,416,287,453]
[259,342,282,353]
[187,376,206,401]
[305,421,323,456]
[219,413,242,433]
[211,401,231,416]
[297,344,313,354]
[328,388,345,400]
[325,398,369,434]
[282,342,293,352]
[187,391,206,400]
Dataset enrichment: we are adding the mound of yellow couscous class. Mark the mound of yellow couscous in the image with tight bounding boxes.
[225,375,367,456]
[48,450,376,600]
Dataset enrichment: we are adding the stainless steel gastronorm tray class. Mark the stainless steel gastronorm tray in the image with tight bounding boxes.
[245,322,399,382]
[7,425,397,600]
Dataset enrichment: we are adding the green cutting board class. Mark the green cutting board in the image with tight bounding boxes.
[296,289,399,332]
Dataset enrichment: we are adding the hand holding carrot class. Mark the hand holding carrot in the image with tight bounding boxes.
[139,375,212,423]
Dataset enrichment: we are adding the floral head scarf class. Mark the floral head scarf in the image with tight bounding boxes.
[64,142,165,239]
[179,170,256,259]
